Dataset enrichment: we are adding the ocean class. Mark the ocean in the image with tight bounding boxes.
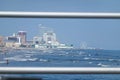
[0,49,120,80]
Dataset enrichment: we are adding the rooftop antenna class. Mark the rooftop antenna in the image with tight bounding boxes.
[38,24,54,36]
[38,24,47,37]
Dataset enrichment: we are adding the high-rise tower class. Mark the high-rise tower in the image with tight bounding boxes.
[17,31,27,44]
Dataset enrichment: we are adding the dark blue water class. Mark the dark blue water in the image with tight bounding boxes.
[0,49,120,80]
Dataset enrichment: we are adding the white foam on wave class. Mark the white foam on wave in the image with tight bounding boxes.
[97,63,102,66]
[101,64,110,67]
[0,61,7,64]
[84,57,90,60]
[27,58,38,61]
[97,62,110,67]
[4,56,38,62]
[39,59,48,62]
[78,51,85,55]
[88,62,93,64]
[108,59,115,61]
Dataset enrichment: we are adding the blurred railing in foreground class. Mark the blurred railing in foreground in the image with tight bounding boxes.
[0,67,120,74]
[0,11,120,19]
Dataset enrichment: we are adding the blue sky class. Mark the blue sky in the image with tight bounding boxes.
[0,0,120,50]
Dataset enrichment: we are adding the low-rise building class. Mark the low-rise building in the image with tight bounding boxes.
[0,36,5,47]
[5,34,21,48]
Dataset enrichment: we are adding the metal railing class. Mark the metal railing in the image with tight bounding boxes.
[0,11,120,19]
[0,11,120,74]
[0,67,120,74]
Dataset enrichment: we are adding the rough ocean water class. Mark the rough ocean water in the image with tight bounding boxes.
[0,49,120,80]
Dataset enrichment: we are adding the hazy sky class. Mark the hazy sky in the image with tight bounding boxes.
[0,0,120,50]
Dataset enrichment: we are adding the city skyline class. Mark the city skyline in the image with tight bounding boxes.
[0,0,120,50]
[1,27,73,49]
[0,24,119,50]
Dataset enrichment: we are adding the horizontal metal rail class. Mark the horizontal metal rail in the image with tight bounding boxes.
[0,11,120,18]
[0,67,120,74]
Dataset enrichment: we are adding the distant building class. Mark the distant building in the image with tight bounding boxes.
[5,34,21,48]
[24,40,34,48]
[42,31,60,46]
[33,36,43,44]
[0,36,4,47]
[0,36,3,44]
[17,31,27,44]
[33,26,73,49]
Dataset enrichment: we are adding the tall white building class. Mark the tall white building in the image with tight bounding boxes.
[34,26,73,49]
[42,31,59,46]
